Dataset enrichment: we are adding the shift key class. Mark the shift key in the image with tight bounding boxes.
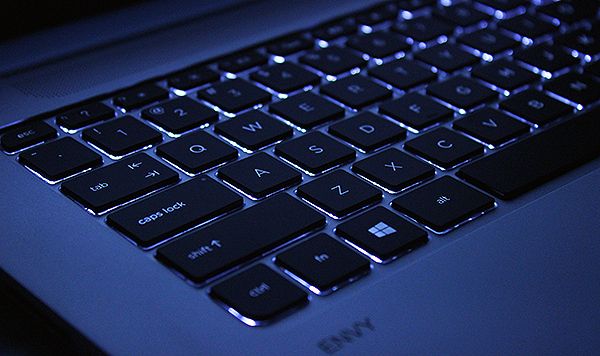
[61,153,179,214]
[156,193,325,285]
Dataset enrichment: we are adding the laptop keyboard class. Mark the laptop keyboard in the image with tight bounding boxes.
[2,0,600,326]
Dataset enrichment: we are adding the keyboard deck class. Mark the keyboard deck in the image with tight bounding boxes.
[2,0,599,326]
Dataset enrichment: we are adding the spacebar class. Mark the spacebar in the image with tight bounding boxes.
[458,106,600,200]
[156,193,325,284]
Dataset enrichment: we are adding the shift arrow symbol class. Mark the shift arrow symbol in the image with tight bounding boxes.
[211,240,221,248]
[481,119,498,128]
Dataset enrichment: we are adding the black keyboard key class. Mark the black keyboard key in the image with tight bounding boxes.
[142,97,218,134]
[392,17,453,43]
[558,27,600,57]
[299,47,366,76]
[218,51,267,73]
[267,35,313,56]
[312,18,356,41]
[250,63,320,93]
[369,59,436,90]
[392,176,495,233]
[275,233,370,295]
[458,106,600,199]
[499,90,572,126]
[538,1,594,25]
[397,0,435,11]
[472,59,537,91]
[321,75,391,109]
[415,43,478,72]
[498,14,556,40]
[210,264,308,325]
[167,66,219,91]
[275,132,355,175]
[269,92,344,130]
[544,72,600,107]
[156,193,325,284]
[586,61,600,77]
[82,116,162,157]
[457,28,518,55]
[356,2,398,26]
[0,122,57,153]
[379,93,453,131]
[336,207,428,263]
[453,108,530,147]
[19,137,102,182]
[56,103,115,131]
[476,0,526,12]
[347,32,409,59]
[218,153,301,199]
[156,131,237,174]
[61,153,179,214]
[107,177,242,248]
[199,79,271,114]
[297,170,382,218]
[515,44,577,74]
[352,148,434,192]
[433,3,489,27]
[405,127,483,169]
[329,112,406,152]
[113,84,168,110]
[214,110,292,151]
[427,76,497,110]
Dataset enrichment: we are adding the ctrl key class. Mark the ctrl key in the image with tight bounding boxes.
[210,264,308,326]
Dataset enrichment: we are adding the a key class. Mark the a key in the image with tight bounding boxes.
[415,43,478,72]
[544,72,600,107]
[250,63,320,93]
[538,1,594,25]
[328,112,406,152]
[392,176,495,233]
[346,32,409,58]
[113,84,168,110]
[214,110,292,151]
[56,102,115,131]
[218,51,267,73]
[82,116,162,157]
[499,90,572,126]
[457,29,518,55]
[218,152,302,199]
[19,137,102,182]
[458,106,600,199]
[266,35,313,56]
[369,59,436,90]
[198,79,271,114]
[336,206,428,263]
[156,193,325,284]
[498,14,556,40]
[0,121,57,153]
[433,3,489,27]
[297,170,381,218]
[167,66,219,91]
[107,176,242,248]
[156,130,237,174]
[61,153,179,214]
[320,75,391,110]
[515,44,577,74]
[274,132,355,175]
[475,0,526,12]
[471,59,537,91]
[312,18,356,41]
[356,2,398,25]
[392,17,453,43]
[404,127,483,169]
[141,97,218,134]
[557,27,600,57]
[427,76,497,110]
[275,233,370,295]
[453,108,530,147]
[209,264,308,325]
[379,93,453,130]
[351,148,434,192]
[269,92,344,130]
[299,47,366,76]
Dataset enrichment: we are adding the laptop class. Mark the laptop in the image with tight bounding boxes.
[1,0,599,354]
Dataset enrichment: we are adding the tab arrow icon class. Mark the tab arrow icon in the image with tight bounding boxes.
[128,162,142,170]
[145,170,160,178]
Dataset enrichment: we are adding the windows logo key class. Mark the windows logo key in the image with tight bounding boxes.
[368,222,397,238]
